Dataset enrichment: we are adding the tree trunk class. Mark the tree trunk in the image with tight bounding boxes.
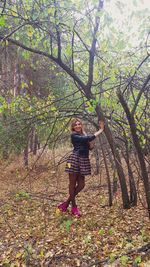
[95,104,130,209]
[17,65,21,95]
[33,134,38,155]
[24,142,28,167]
[13,60,17,97]
[106,146,118,193]
[99,136,112,206]
[93,143,101,175]
[118,90,150,217]
[121,151,137,206]
[128,161,137,206]
[30,127,34,152]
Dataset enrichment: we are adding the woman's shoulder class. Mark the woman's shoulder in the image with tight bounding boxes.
[71,133,85,141]
[71,133,84,137]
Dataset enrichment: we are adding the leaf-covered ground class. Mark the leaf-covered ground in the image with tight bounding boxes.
[0,152,150,266]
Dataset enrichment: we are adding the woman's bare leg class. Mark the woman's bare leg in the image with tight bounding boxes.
[66,174,85,207]
[75,174,85,195]
[66,173,77,207]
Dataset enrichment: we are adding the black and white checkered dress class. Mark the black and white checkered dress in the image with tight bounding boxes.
[65,133,95,176]
[65,152,91,176]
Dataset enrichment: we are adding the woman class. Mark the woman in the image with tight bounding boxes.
[58,118,105,216]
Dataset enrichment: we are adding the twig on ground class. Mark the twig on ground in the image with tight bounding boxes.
[86,243,150,267]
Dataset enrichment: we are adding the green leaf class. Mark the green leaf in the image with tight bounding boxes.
[135,257,141,263]
[33,12,39,20]
[67,220,71,225]
[88,106,95,113]
[23,51,30,59]
[28,248,33,254]
[110,253,115,261]
[87,249,93,255]
[14,18,19,24]
[108,227,114,234]
[84,237,89,243]
[4,260,10,265]
[121,256,128,265]
[26,193,29,199]
[101,198,106,203]
[65,225,69,231]
[23,252,28,258]
[99,229,104,235]
[0,17,5,26]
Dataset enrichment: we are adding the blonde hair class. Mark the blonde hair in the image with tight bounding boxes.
[70,118,83,133]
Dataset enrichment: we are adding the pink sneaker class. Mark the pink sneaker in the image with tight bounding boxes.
[58,202,67,212]
[72,207,81,217]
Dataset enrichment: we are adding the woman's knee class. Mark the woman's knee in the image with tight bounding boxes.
[69,173,77,187]
[79,176,85,189]
[82,181,85,189]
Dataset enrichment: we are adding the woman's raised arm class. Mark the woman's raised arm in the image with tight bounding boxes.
[94,120,105,137]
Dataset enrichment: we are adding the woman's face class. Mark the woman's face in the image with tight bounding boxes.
[74,121,82,133]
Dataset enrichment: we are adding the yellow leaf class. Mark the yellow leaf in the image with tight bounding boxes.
[6,249,11,255]
[48,8,53,14]
[41,251,43,256]
[5,40,8,46]
[12,7,17,17]
[16,253,21,258]
[56,209,60,215]
[8,210,12,216]
[68,163,71,168]
[87,101,91,107]
[77,229,82,234]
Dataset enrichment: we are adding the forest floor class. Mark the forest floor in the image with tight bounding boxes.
[0,149,150,267]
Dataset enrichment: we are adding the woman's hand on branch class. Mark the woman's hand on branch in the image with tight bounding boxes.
[99,120,105,131]
[94,120,105,137]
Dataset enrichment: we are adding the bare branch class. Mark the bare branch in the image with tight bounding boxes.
[131,74,150,115]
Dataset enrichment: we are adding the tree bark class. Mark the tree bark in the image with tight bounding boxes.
[95,104,130,208]
[117,90,150,217]
[33,134,38,155]
[99,136,112,206]
[24,142,28,167]
[30,127,34,152]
